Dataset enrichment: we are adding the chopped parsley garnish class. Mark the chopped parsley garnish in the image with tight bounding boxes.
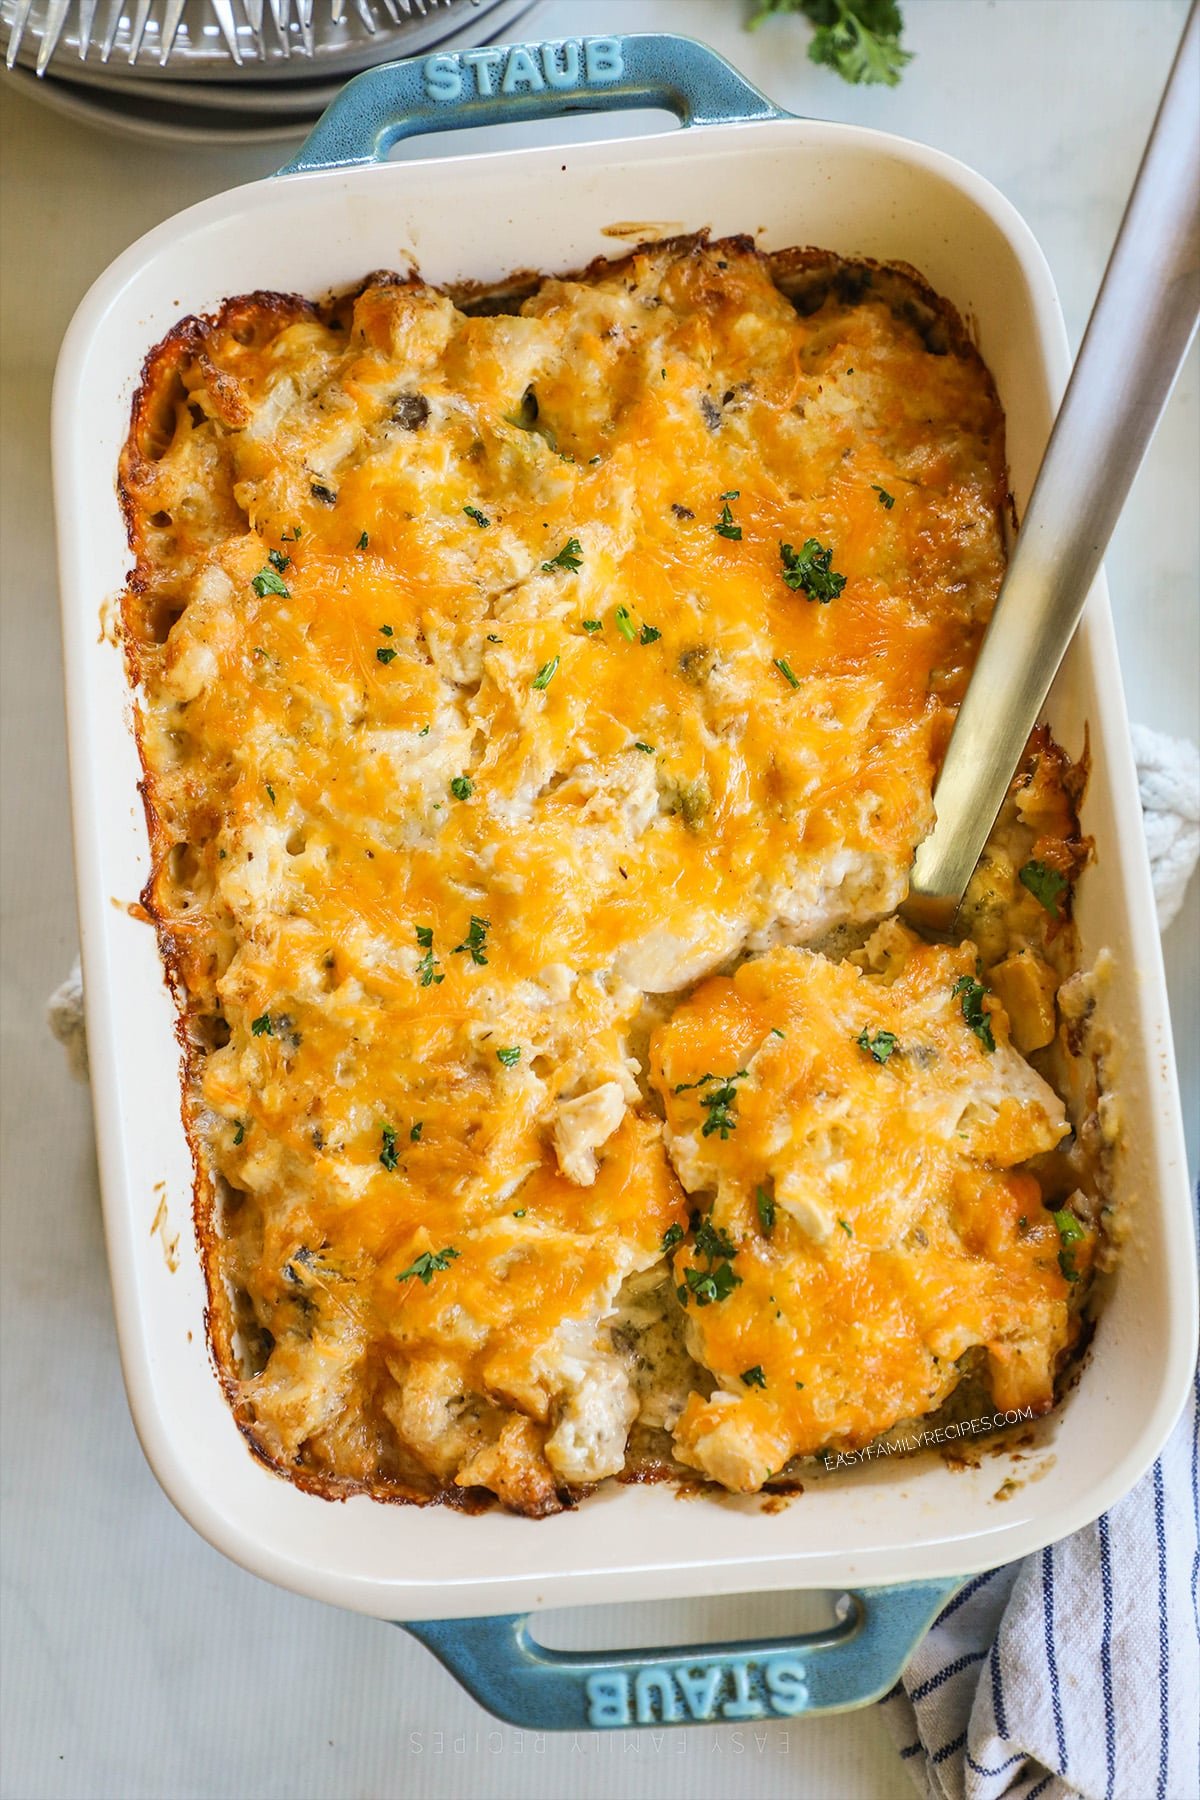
[676,1209,742,1308]
[531,656,560,690]
[856,1027,898,1064]
[633,741,656,754]
[1019,859,1069,917]
[756,1185,776,1234]
[251,1013,273,1037]
[770,1027,786,1039]
[410,1122,423,1142]
[779,537,846,602]
[582,618,603,633]
[357,531,369,550]
[837,1218,854,1237]
[774,657,801,689]
[542,537,583,574]
[1053,1208,1086,1282]
[952,972,996,1053]
[701,1080,745,1139]
[639,624,661,646]
[486,634,502,644]
[673,1067,747,1094]
[379,1124,400,1171]
[397,1246,459,1286]
[678,1261,741,1308]
[496,1045,521,1068]
[872,485,895,509]
[512,1208,526,1218]
[614,605,637,643]
[414,924,444,987]
[265,783,276,806]
[268,548,289,573]
[694,1217,738,1262]
[232,1121,245,1146]
[450,775,473,800]
[251,565,290,599]
[453,915,490,966]
[376,646,398,664]
[714,500,742,540]
[463,506,490,528]
[379,624,394,636]
[661,1222,685,1253]
[740,1365,767,1389]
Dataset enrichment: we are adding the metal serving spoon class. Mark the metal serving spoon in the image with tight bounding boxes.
[906,0,1200,933]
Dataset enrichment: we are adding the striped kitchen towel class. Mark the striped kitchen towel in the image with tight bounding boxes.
[881,1347,1200,1800]
[880,723,1199,1800]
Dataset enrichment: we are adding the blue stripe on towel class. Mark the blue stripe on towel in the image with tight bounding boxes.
[898,1741,923,1760]
[1154,1457,1169,1799]
[1098,1509,1116,1800]
[1025,1774,1053,1800]
[932,1730,968,1766]
[991,1648,1009,1738]
[910,1650,987,1702]
[1042,1545,1067,1771]
[967,1749,1025,1779]
[936,1567,1002,1624]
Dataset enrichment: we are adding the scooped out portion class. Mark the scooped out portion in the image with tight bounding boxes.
[652,925,1080,1494]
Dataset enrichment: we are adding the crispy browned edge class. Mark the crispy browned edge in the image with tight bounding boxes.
[117,233,1028,1511]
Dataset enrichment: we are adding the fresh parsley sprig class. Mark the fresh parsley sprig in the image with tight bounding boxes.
[748,0,912,90]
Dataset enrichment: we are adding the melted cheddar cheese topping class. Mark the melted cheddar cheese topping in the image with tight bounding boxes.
[120,239,1084,1513]
[653,927,1071,1492]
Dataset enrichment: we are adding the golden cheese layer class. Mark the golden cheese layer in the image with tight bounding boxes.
[654,928,1073,1493]
[119,239,1089,1513]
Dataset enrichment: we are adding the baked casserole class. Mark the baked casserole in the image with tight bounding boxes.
[118,237,1103,1514]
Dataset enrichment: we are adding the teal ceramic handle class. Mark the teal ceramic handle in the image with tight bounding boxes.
[402,1579,960,1729]
[278,32,788,175]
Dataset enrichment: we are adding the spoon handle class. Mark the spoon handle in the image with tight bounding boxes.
[907,0,1200,929]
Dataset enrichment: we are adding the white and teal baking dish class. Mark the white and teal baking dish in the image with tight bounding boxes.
[51,31,1197,1730]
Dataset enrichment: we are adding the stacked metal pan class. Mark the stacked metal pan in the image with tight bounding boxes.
[1,0,539,142]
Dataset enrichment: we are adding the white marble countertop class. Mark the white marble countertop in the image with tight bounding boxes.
[1,3,1195,1796]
